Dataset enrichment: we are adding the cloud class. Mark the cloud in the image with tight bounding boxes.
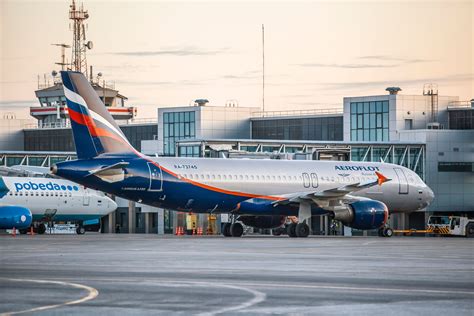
[111,46,231,57]
[0,100,37,106]
[320,73,473,90]
[297,56,435,69]
[116,79,206,86]
[297,63,398,69]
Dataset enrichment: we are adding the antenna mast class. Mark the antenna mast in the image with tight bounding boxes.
[52,43,71,71]
[69,0,92,77]
[262,24,265,113]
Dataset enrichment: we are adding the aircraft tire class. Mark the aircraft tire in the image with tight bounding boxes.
[76,226,86,235]
[272,228,283,236]
[222,223,232,237]
[466,223,474,238]
[378,228,384,237]
[383,227,393,238]
[287,223,297,238]
[230,222,244,237]
[19,229,28,235]
[37,223,46,235]
[295,223,310,237]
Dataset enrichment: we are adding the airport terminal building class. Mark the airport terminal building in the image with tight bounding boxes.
[1,86,473,235]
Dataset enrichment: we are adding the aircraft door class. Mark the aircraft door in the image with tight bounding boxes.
[394,168,409,194]
[83,189,90,206]
[147,162,163,191]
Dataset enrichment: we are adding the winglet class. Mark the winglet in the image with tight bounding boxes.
[375,171,390,186]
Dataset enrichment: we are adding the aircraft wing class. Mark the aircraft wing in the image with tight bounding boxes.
[273,171,390,208]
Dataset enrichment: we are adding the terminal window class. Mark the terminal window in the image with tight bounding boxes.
[163,111,196,156]
[438,162,474,172]
[350,101,389,141]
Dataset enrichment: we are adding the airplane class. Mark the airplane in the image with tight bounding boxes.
[51,71,435,238]
[0,175,117,234]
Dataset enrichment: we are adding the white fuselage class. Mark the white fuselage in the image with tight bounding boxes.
[0,176,117,221]
[154,158,434,213]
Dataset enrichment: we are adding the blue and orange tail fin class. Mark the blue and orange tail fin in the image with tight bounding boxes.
[61,71,136,159]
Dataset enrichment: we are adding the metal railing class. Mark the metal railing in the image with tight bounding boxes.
[252,108,343,118]
[24,117,157,129]
[448,101,473,109]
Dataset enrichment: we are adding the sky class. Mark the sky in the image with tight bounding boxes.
[1,0,473,118]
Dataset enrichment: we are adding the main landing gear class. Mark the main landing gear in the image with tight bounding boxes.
[222,215,244,237]
[288,202,312,238]
[287,222,310,238]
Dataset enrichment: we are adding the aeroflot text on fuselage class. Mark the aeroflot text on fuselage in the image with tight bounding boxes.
[14,181,80,192]
[335,165,380,172]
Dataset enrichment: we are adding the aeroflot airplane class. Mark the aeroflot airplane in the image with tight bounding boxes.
[52,71,435,238]
[0,176,117,234]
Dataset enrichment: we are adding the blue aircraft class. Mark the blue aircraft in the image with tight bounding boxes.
[51,71,434,238]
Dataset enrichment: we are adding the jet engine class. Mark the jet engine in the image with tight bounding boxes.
[333,200,388,230]
[239,215,286,229]
[0,206,32,229]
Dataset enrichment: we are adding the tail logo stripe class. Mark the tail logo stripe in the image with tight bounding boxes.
[64,86,89,110]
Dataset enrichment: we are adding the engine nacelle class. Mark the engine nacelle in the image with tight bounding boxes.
[0,206,32,229]
[333,200,388,230]
[239,215,286,229]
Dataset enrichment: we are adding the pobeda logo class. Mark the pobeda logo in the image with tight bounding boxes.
[14,181,79,192]
[335,165,380,171]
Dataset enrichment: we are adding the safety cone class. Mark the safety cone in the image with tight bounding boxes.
[29,226,35,236]
[175,226,180,236]
[192,228,196,235]
[197,227,203,235]
[12,227,16,237]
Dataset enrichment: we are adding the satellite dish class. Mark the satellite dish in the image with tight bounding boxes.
[85,41,93,49]
[51,70,58,77]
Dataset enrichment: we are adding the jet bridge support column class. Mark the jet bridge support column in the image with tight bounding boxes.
[144,213,150,234]
[128,201,136,234]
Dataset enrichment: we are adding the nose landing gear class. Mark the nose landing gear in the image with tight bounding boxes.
[378,226,393,237]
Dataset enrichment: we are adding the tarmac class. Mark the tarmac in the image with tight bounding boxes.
[0,234,473,315]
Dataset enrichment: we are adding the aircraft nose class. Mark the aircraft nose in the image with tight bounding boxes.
[426,187,435,204]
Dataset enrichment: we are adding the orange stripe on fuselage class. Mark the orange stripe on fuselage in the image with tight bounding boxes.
[158,165,283,201]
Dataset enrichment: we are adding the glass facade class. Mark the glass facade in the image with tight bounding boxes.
[350,101,389,141]
[351,145,424,178]
[163,111,196,156]
[121,124,157,151]
[179,145,200,157]
[24,129,75,152]
[252,116,343,141]
[448,110,473,130]
[24,124,157,152]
